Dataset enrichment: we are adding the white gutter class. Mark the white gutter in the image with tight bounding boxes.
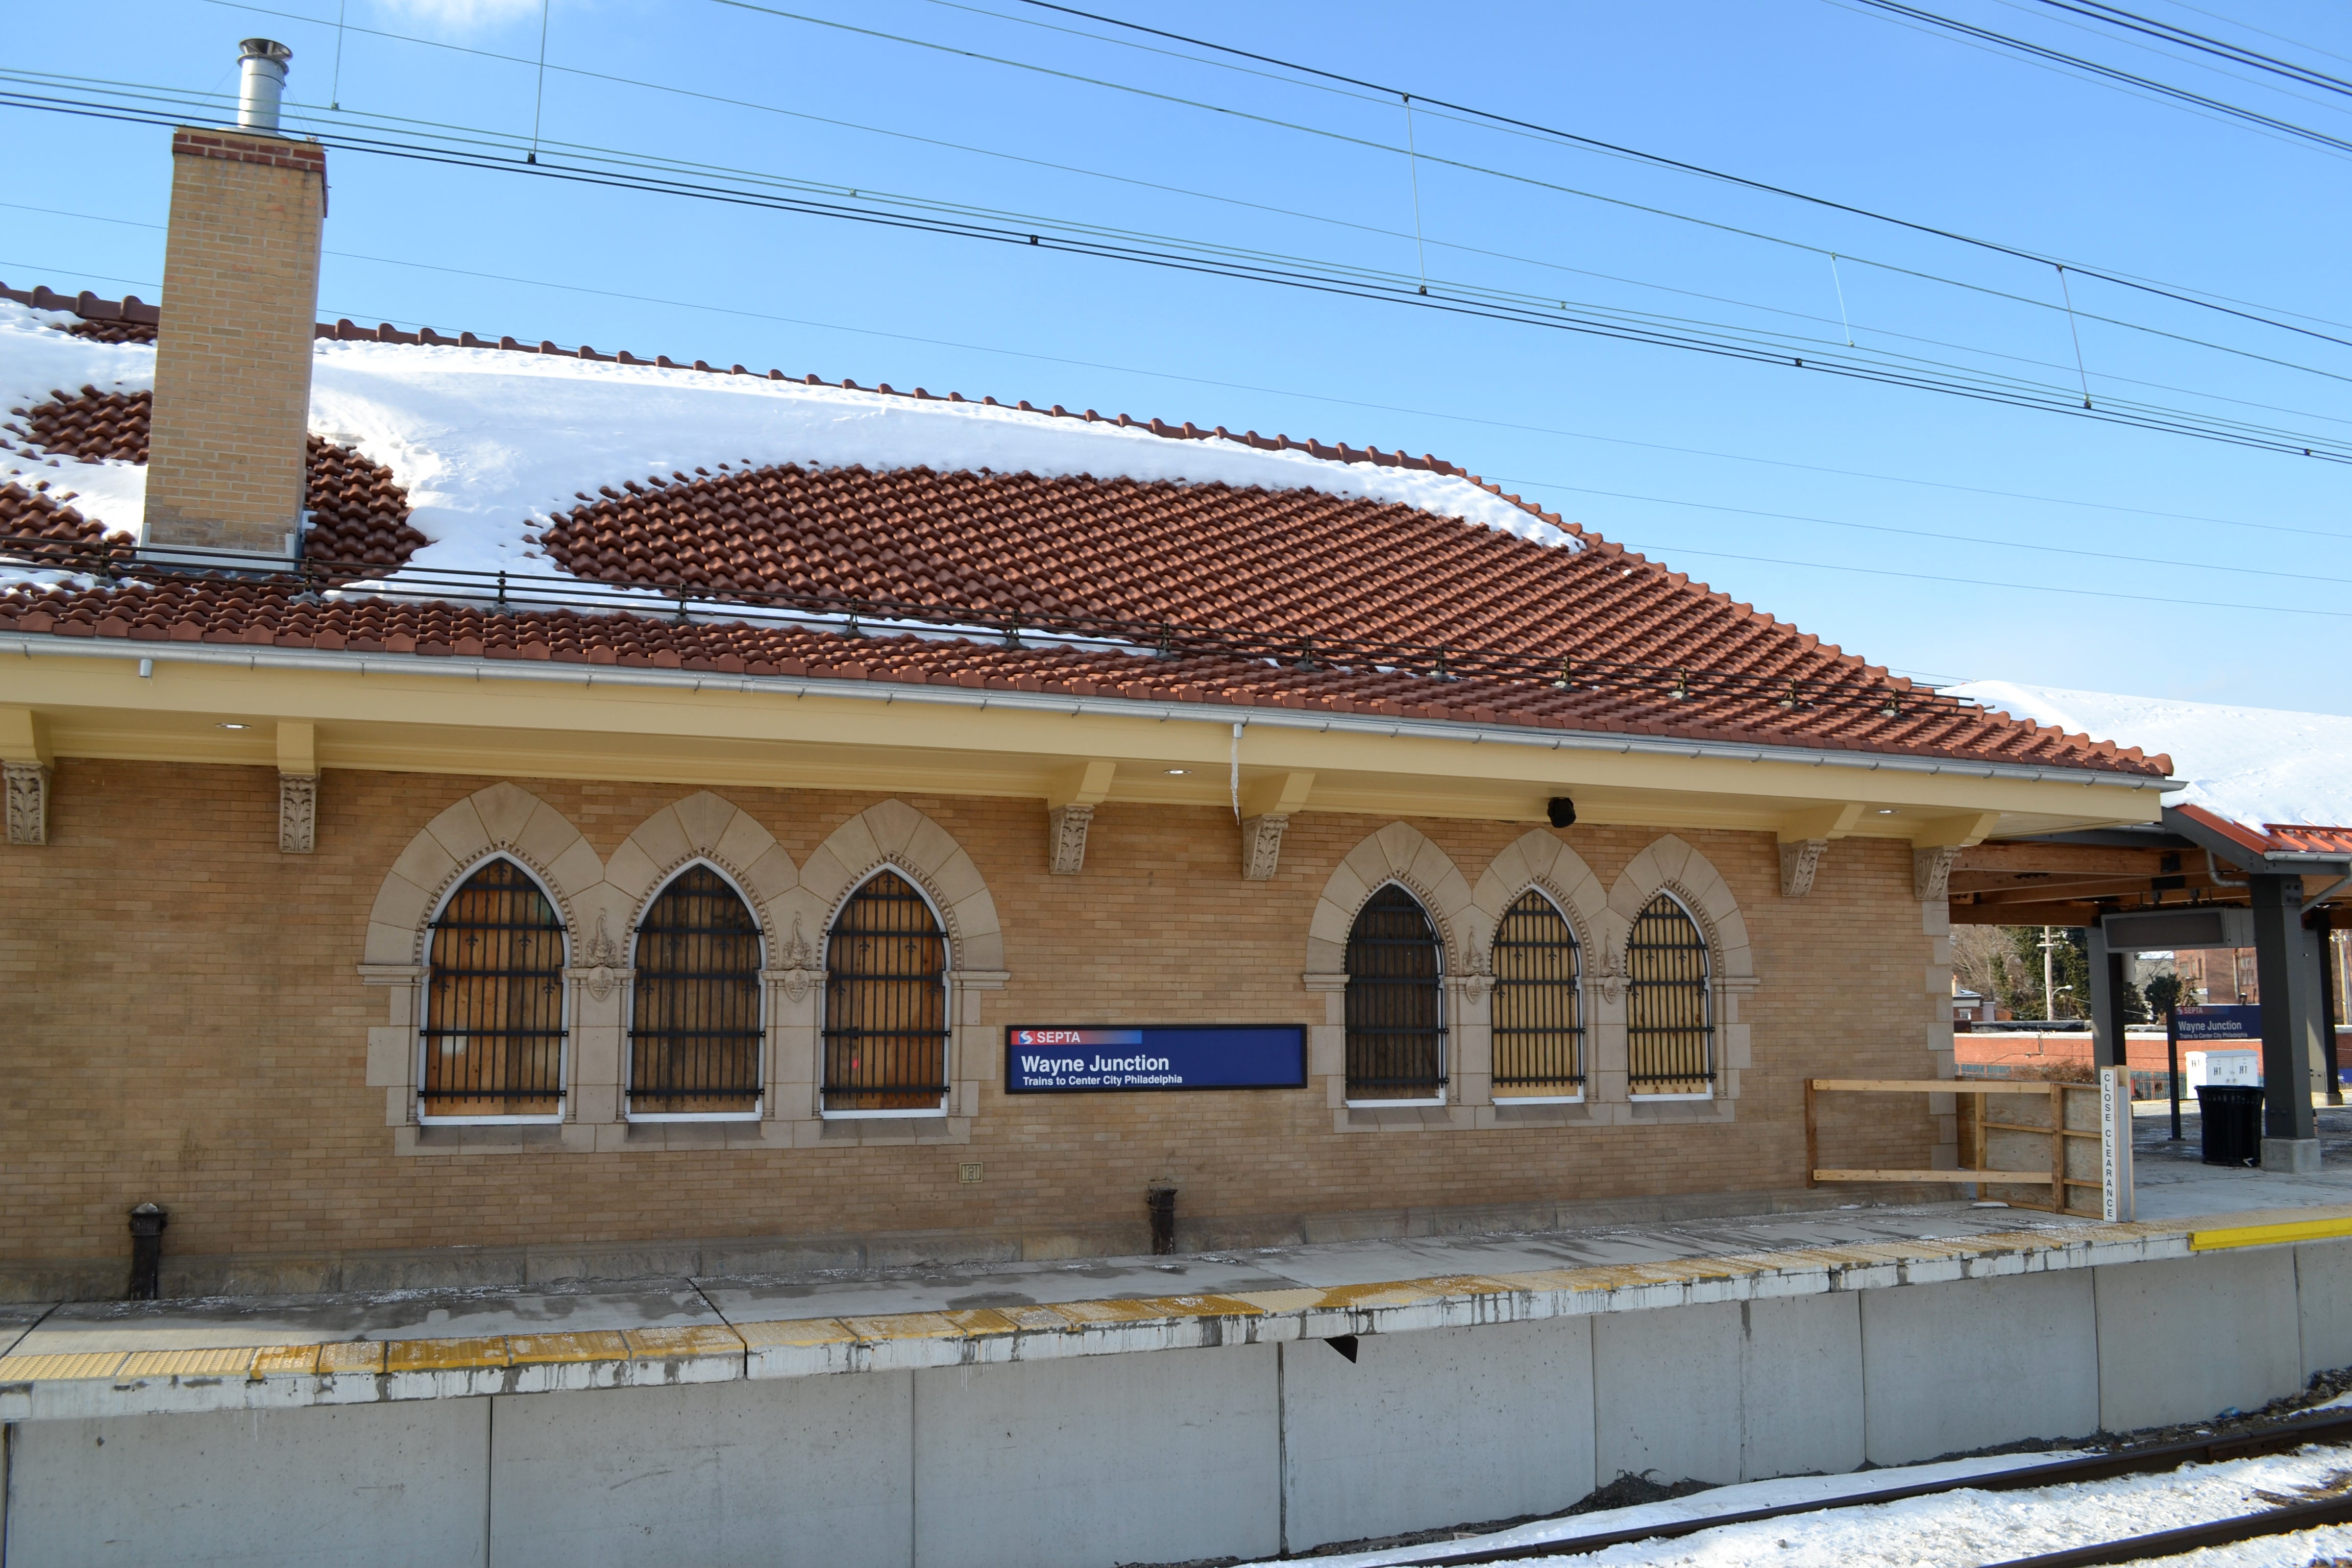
[1,634,2180,794]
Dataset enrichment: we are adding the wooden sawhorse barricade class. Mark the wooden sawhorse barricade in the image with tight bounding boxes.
[1805,1072,2134,1219]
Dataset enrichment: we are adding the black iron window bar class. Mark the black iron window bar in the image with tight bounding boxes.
[1626,892,1715,1092]
[0,530,1975,724]
[630,865,764,1115]
[421,857,567,1114]
[1492,889,1585,1091]
[822,870,950,1113]
[1344,884,1447,1099]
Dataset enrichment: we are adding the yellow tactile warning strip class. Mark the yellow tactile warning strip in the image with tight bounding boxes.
[2191,1211,2352,1253]
[14,1204,2352,1411]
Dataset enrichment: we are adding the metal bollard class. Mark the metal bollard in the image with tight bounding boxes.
[1146,1186,1178,1256]
[127,1203,168,1300]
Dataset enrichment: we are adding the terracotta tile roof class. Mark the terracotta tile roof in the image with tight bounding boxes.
[3,388,423,576]
[2258,825,2352,855]
[0,283,2171,778]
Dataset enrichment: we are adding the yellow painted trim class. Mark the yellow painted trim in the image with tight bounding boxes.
[1044,757,1118,809]
[5,650,2164,831]
[276,718,315,775]
[1778,802,1865,843]
[2190,1214,2352,1252]
[0,705,48,766]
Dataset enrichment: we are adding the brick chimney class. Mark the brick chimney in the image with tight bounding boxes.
[143,40,326,567]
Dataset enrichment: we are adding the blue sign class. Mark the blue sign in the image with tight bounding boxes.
[2176,1005,2261,1041]
[1006,1026,1305,1092]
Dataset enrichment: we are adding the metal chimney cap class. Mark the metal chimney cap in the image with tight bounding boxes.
[239,38,292,64]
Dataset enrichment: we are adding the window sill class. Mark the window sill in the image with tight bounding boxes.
[1344,1096,1447,1109]
[1629,1090,1717,1102]
[1494,1092,1586,1105]
[821,1107,948,1120]
[418,1111,565,1126]
[625,1109,763,1123]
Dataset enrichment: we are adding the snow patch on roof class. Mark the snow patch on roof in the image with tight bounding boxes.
[305,338,1578,584]
[0,300,151,540]
[1951,680,2352,832]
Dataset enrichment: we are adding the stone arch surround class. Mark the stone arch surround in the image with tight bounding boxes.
[1601,834,1758,1118]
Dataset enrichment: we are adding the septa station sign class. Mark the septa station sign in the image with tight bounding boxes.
[1005,1026,1306,1092]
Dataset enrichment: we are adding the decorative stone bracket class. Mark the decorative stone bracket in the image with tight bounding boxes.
[1241,815,1288,881]
[1914,846,1962,902]
[1778,838,1827,898]
[5,761,49,846]
[279,774,317,854]
[1047,803,1095,876]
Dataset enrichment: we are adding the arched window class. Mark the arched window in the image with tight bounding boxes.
[1492,889,1583,1098]
[630,864,764,1118]
[1627,891,1713,1095]
[1345,884,1446,1102]
[421,857,567,1120]
[824,870,949,1114]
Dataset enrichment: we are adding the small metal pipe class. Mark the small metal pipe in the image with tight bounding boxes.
[236,39,292,134]
[127,1203,167,1300]
[2205,849,2249,889]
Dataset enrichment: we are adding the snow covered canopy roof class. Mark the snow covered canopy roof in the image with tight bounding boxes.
[1950,681,2350,846]
[0,282,2169,776]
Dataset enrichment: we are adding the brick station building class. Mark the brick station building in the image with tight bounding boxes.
[0,115,2179,1302]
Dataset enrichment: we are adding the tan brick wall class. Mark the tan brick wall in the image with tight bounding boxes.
[0,763,1947,1274]
[144,130,325,556]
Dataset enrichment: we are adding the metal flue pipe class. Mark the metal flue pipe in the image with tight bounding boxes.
[236,38,291,133]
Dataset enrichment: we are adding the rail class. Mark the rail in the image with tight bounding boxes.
[1377,1406,2352,1568]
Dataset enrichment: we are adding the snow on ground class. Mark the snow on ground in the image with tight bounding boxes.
[0,297,1577,599]
[0,301,151,541]
[1269,1442,2352,1568]
[1948,680,2352,833]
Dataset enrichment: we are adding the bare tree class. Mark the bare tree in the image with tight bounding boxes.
[1950,924,2011,1012]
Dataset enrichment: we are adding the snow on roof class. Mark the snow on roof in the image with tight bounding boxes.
[0,297,1577,583]
[1948,680,2352,832]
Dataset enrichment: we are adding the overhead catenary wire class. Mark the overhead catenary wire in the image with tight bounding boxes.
[527,0,550,164]
[193,0,2352,393]
[1002,0,2352,349]
[2032,0,2352,101]
[2057,265,2094,408]
[1844,0,2352,157]
[9,74,2349,466]
[13,194,2350,544]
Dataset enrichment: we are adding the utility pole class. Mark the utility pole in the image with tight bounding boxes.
[2042,926,2059,1020]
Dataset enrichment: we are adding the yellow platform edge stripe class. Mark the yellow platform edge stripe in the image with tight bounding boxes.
[2190,1214,2352,1253]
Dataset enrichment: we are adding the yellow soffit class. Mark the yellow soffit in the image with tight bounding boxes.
[0,637,2172,829]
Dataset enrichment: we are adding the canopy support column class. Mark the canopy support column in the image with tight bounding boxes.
[2252,873,2322,1168]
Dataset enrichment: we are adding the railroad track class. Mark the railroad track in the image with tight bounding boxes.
[1378,1408,2352,1567]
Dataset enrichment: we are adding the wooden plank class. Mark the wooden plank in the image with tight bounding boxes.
[1812,1168,2052,1184]
[2049,1084,2064,1219]
[1804,1079,1819,1192]
[1955,843,2175,875]
[1983,1121,2101,1139]
[1809,1079,2054,1095]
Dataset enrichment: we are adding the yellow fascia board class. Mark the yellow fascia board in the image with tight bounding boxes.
[2189,1213,2352,1253]
[0,644,2169,829]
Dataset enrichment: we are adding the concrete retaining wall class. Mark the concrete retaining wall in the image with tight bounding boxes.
[8,1240,2348,1567]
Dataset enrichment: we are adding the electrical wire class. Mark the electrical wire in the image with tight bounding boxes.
[1001,0,2352,347]
[15,209,2345,544]
[195,0,2352,393]
[1845,0,2352,155]
[2032,0,2352,100]
[8,73,2350,465]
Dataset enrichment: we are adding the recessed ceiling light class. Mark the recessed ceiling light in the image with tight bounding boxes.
[218,722,250,730]
[1876,808,1898,815]
[1164,768,1190,775]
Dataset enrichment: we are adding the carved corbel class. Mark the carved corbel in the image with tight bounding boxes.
[1238,770,1314,883]
[1048,803,1095,876]
[278,773,317,854]
[3,707,53,846]
[1044,759,1117,876]
[5,761,50,846]
[1778,838,1827,898]
[276,720,318,854]
[1914,846,1962,902]
[1241,814,1288,881]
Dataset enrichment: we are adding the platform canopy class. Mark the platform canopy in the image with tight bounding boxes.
[1941,683,2351,1158]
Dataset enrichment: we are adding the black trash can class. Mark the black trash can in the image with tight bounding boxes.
[2197,1085,2263,1167]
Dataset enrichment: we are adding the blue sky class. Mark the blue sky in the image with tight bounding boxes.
[7,0,2348,712]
